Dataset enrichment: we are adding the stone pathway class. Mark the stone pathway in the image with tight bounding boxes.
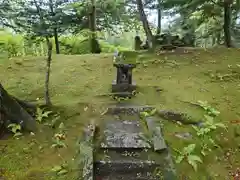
[79,104,177,180]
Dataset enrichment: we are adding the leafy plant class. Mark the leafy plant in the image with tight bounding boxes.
[51,163,68,175]
[193,115,227,136]
[51,123,66,148]
[175,144,202,171]
[192,114,226,156]
[197,100,220,117]
[153,167,164,180]
[49,113,61,128]
[52,133,66,148]
[36,107,52,123]
[139,108,157,119]
[7,123,22,137]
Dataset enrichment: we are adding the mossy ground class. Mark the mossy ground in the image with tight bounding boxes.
[0,47,240,179]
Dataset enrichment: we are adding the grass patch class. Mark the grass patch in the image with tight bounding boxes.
[1,48,240,179]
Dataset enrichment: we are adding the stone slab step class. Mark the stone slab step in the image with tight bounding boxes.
[94,160,160,180]
[100,120,151,149]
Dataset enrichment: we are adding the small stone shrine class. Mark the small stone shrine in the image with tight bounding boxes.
[112,52,137,95]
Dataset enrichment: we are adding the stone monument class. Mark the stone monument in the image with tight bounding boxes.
[112,51,137,96]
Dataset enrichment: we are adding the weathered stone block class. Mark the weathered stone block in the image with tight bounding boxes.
[145,117,167,152]
[100,120,151,149]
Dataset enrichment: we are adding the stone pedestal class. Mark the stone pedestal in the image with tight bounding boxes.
[111,80,137,93]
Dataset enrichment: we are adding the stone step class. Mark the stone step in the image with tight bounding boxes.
[100,120,151,149]
[94,148,176,180]
[94,160,160,180]
[99,118,167,152]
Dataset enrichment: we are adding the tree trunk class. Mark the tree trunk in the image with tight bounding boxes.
[223,0,232,47]
[136,0,154,49]
[49,0,60,54]
[45,37,52,106]
[89,0,101,53]
[156,1,161,35]
[0,83,36,132]
[53,28,60,54]
[34,0,52,106]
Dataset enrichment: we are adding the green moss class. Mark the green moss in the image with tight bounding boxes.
[1,47,240,179]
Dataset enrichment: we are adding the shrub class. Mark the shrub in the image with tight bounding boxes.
[0,30,131,57]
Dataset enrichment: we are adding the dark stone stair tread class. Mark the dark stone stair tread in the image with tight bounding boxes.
[94,160,177,180]
[94,160,160,173]
[95,174,158,180]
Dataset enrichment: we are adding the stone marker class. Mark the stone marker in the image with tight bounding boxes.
[112,63,137,95]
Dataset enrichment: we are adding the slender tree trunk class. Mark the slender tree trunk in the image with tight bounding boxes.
[156,0,161,35]
[53,28,60,54]
[223,0,232,47]
[34,0,53,105]
[136,0,154,49]
[89,0,101,53]
[45,37,52,106]
[49,0,60,54]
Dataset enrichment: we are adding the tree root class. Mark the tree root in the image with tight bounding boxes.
[12,96,37,109]
[0,83,36,133]
[11,96,39,117]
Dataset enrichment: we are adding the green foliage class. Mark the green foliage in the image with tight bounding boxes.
[36,107,52,123]
[7,123,22,137]
[139,108,157,118]
[0,30,131,57]
[51,163,68,175]
[175,144,203,171]
[51,123,66,148]
[100,40,129,52]
[196,100,220,117]
[153,167,164,179]
[192,112,227,156]
[174,101,226,171]
[0,31,47,57]
[185,101,227,157]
